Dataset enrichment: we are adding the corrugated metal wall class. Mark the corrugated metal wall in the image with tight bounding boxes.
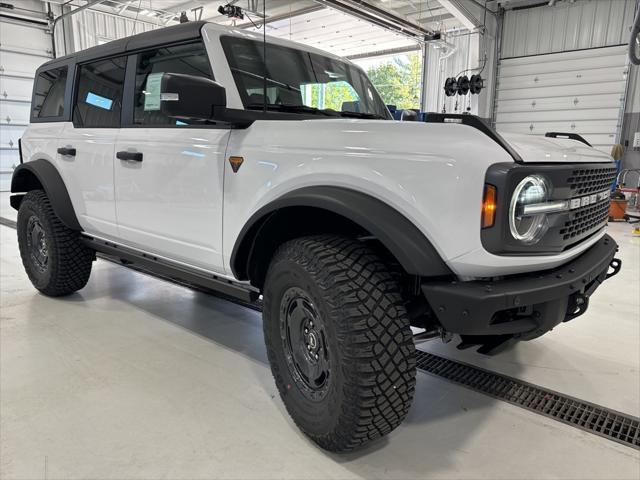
[424,31,480,114]
[56,9,159,56]
[501,0,637,58]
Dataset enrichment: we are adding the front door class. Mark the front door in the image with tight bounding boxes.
[114,42,229,273]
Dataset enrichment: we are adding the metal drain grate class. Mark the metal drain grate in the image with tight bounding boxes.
[416,350,640,450]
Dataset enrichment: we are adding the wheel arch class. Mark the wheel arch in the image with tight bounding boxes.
[10,159,82,231]
[231,186,451,288]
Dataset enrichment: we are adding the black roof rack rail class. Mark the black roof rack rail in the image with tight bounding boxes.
[39,21,207,68]
[423,113,523,163]
[545,132,592,147]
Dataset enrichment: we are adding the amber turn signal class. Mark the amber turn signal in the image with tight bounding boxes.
[229,156,244,173]
[481,184,497,228]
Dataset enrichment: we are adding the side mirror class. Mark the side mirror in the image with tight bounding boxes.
[157,73,226,121]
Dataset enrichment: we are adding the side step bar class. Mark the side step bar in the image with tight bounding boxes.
[81,235,259,303]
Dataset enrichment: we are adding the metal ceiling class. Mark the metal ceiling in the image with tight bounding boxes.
[246,7,422,58]
[39,0,469,58]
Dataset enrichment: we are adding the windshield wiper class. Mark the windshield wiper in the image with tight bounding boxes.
[338,111,387,120]
[247,103,339,117]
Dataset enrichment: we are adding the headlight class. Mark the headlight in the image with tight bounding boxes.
[509,175,550,244]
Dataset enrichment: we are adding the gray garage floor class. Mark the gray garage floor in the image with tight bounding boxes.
[1,194,639,479]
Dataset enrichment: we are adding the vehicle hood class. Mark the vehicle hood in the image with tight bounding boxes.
[499,132,613,164]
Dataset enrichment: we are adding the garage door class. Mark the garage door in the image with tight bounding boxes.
[494,45,629,154]
[0,17,53,192]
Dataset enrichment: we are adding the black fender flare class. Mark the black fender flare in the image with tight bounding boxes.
[10,159,82,231]
[231,186,451,281]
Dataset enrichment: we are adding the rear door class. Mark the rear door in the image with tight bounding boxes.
[58,56,127,238]
[114,42,230,273]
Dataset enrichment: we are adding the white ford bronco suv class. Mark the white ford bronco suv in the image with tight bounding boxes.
[12,21,622,452]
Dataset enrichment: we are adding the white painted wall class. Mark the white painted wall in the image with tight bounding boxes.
[421,0,499,119]
[423,31,481,114]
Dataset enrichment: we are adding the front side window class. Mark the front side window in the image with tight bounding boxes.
[133,42,213,126]
[221,36,390,119]
[32,67,67,119]
[73,56,126,128]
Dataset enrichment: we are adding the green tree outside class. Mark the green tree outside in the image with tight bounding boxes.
[300,53,422,112]
[306,81,358,111]
[364,53,421,110]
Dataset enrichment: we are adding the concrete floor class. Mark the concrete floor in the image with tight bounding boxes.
[1,194,639,479]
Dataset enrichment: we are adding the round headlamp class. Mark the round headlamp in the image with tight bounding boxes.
[509,175,549,244]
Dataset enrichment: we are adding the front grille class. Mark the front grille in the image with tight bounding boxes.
[560,199,610,241]
[567,167,617,196]
[483,162,617,254]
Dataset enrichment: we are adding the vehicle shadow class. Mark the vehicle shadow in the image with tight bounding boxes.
[59,260,532,478]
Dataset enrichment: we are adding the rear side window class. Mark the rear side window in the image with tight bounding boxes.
[32,67,67,119]
[133,42,213,126]
[73,56,126,128]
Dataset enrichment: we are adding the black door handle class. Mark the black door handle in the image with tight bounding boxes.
[57,147,76,156]
[116,151,143,162]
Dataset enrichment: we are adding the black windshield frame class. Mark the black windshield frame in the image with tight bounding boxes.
[220,35,391,120]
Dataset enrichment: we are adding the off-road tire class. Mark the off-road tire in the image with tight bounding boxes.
[263,235,416,452]
[17,190,93,296]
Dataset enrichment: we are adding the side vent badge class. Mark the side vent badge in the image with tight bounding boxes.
[229,156,244,173]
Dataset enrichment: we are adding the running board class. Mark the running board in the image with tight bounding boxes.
[81,236,259,304]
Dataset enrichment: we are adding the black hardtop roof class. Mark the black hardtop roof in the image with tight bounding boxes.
[39,20,207,71]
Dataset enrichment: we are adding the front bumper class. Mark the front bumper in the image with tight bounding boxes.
[422,234,620,339]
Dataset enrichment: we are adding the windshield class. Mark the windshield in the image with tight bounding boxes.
[221,36,391,119]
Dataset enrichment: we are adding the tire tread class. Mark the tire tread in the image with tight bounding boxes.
[17,190,93,296]
[264,235,416,452]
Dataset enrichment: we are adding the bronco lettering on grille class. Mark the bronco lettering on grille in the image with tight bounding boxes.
[569,190,609,210]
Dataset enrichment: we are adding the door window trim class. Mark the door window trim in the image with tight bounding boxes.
[120,40,231,129]
[30,59,75,124]
[71,55,128,129]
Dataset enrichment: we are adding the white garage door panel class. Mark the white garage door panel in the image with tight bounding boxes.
[495,45,627,153]
[497,108,621,123]
[1,124,26,147]
[0,150,18,191]
[497,94,623,113]
[495,120,619,136]
[498,67,625,91]
[0,76,35,102]
[0,51,49,78]
[498,55,626,77]
[497,81,626,101]
[0,17,52,192]
[0,20,52,54]
[0,102,30,125]
[498,45,627,69]
[0,149,18,169]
